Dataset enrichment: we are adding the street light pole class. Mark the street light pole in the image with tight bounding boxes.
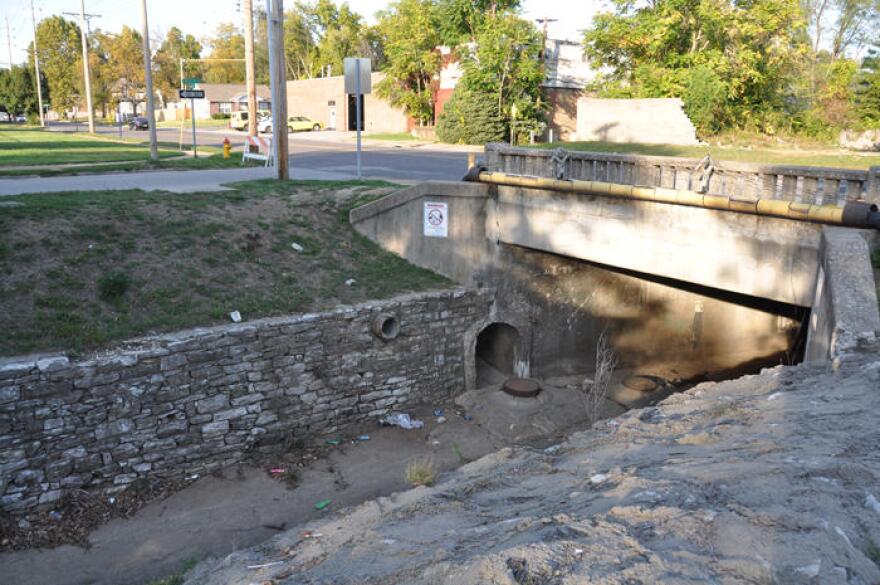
[78,0,95,133]
[140,0,158,160]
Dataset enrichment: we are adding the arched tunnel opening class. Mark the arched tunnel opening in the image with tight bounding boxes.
[475,323,522,387]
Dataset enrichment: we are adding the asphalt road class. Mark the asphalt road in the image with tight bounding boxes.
[46,122,472,183]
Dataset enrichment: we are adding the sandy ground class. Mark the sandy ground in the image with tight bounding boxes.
[0,376,623,585]
[178,347,880,585]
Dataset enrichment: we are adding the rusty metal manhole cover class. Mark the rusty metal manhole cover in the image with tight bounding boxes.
[623,375,659,393]
[501,377,541,398]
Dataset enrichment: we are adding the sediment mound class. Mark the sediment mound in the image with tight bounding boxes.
[186,349,880,585]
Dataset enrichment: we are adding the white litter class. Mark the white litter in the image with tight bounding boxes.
[589,473,607,485]
[230,311,242,323]
[795,561,821,578]
[767,392,783,401]
[247,561,284,569]
[291,242,304,252]
[345,278,357,287]
[379,413,424,430]
[866,491,880,513]
[834,526,852,547]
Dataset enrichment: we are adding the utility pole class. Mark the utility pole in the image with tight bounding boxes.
[140,0,158,160]
[30,0,45,126]
[266,0,288,180]
[5,17,12,68]
[244,0,257,137]
[66,1,97,132]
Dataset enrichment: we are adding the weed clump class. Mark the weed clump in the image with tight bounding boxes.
[97,272,130,301]
[405,457,437,487]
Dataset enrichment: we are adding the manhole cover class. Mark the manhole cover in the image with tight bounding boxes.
[623,375,659,393]
[501,378,541,398]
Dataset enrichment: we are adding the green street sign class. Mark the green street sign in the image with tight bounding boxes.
[183,77,202,84]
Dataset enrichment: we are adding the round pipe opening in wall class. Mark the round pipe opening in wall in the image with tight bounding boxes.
[371,313,400,341]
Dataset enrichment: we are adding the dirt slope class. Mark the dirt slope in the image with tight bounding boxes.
[185,348,880,585]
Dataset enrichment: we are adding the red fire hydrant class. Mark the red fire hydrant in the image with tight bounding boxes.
[222,137,232,159]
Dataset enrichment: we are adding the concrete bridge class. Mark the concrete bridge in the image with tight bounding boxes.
[352,146,880,387]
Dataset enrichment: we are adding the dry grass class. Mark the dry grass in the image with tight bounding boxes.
[405,457,437,487]
[581,331,617,426]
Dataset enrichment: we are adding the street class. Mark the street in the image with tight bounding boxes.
[44,121,473,183]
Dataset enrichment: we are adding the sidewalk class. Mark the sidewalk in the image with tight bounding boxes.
[0,166,359,196]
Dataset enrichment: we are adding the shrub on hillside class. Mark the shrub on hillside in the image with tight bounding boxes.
[437,88,505,145]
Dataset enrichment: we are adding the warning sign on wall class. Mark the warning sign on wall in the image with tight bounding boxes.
[423,202,448,238]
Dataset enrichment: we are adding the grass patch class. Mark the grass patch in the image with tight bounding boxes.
[142,558,198,585]
[0,126,178,167]
[367,132,421,142]
[0,179,449,356]
[536,140,880,169]
[405,457,437,487]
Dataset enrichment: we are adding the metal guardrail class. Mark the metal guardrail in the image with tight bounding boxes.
[483,144,880,207]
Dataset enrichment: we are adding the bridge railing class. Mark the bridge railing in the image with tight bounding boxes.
[483,144,880,207]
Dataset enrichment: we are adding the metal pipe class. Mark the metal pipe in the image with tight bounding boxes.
[470,170,880,230]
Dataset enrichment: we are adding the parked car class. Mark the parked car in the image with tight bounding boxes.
[230,110,270,131]
[14,114,26,123]
[258,115,323,134]
[128,116,149,130]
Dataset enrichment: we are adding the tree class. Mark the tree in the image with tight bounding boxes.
[154,27,202,106]
[0,66,39,116]
[433,0,520,45]
[204,23,245,83]
[436,87,504,143]
[456,12,544,139]
[98,27,145,115]
[34,15,82,116]
[829,0,880,59]
[583,0,810,133]
[376,0,441,125]
[855,40,880,126]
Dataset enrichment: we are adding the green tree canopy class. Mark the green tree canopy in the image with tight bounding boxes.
[583,0,810,134]
[376,0,441,125]
[0,66,40,116]
[205,23,246,83]
[154,27,202,106]
[34,15,82,115]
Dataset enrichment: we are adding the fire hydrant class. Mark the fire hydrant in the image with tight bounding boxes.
[222,137,232,159]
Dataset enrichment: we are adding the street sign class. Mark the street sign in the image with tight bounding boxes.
[183,77,202,84]
[344,58,371,94]
[179,89,205,99]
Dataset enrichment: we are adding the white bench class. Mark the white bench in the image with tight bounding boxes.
[241,135,274,167]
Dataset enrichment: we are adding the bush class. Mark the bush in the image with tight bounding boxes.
[683,66,727,137]
[437,88,505,145]
[97,272,130,301]
[211,113,231,120]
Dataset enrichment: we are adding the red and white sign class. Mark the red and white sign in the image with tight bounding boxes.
[423,202,448,238]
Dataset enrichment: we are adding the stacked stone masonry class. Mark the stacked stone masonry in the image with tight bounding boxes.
[0,288,490,514]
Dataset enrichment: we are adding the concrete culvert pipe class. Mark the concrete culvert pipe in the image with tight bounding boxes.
[465,169,880,230]
[371,313,400,341]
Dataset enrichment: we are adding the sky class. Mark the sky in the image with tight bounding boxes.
[0,0,605,67]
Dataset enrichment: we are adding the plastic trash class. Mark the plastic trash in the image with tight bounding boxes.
[436,416,447,424]
[326,439,341,446]
[230,311,242,323]
[433,408,444,417]
[315,499,332,510]
[270,467,286,475]
[357,435,370,441]
[462,415,473,421]
[379,413,424,430]
[48,511,63,522]
[866,491,880,513]
[291,242,304,252]
[345,278,357,287]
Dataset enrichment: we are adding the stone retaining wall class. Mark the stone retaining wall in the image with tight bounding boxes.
[0,288,491,514]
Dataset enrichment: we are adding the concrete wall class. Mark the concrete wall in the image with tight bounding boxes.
[285,73,409,133]
[352,182,807,386]
[805,227,880,362]
[575,98,700,145]
[0,289,490,514]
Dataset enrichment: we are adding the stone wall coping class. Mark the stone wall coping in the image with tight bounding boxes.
[485,143,872,181]
[0,287,481,371]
